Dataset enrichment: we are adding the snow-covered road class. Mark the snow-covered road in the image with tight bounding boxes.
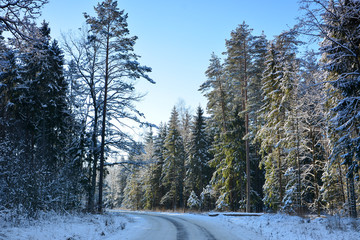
[2,211,359,239]
[119,211,262,240]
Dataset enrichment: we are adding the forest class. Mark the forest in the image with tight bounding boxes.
[0,0,359,219]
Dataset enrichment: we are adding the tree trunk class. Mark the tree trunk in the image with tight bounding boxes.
[311,128,320,217]
[278,133,283,207]
[348,173,358,218]
[244,41,251,213]
[296,111,302,215]
[98,26,110,213]
[218,78,227,132]
[88,109,98,212]
[87,48,99,212]
[338,161,346,205]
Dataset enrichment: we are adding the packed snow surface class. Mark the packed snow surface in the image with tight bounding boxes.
[1,210,359,240]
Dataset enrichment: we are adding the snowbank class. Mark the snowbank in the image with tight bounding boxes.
[0,211,132,240]
[217,213,360,240]
[1,210,359,240]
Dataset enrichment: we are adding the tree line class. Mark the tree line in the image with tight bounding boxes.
[0,0,359,219]
[0,0,153,216]
[118,0,360,218]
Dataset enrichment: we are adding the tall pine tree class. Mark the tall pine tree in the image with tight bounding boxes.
[84,0,154,212]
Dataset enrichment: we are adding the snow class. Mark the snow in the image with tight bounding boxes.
[187,191,201,209]
[1,210,359,240]
[210,213,360,240]
[0,211,133,240]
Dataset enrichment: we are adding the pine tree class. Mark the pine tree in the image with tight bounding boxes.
[224,22,253,212]
[84,0,154,212]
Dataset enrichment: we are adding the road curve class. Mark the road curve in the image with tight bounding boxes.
[118,211,256,240]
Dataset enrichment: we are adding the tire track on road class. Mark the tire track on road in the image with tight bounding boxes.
[120,211,220,240]
[158,214,217,240]
[158,215,189,240]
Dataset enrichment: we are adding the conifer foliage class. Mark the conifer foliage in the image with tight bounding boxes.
[120,2,359,218]
[1,0,359,219]
[0,21,83,215]
[161,108,186,210]
[300,0,360,218]
[0,0,153,216]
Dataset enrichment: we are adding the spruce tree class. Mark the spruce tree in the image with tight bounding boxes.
[200,53,229,132]
[248,32,268,212]
[143,128,159,210]
[278,30,303,213]
[256,29,300,211]
[122,150,145,210]
[161,108,185,210]
[0,37,23,211]
[0,22,83,214]
[256,41,283,210]
[146,123,167,209]
[297,51,327,215]
[184,106,212,198]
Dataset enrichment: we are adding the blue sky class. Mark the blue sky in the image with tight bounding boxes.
[41,0,301,126]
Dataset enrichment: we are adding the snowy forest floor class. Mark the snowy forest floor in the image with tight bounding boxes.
[1,210,360,240]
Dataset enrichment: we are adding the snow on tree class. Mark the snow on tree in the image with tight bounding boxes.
[209,106,246,211]
[184,106,212,200]
[200,52,229,132]
[82,0,154,213]
[300,0,360,218]
[145,124,167,210]
[0,0,48,39]
[201,52,244,211]
[161,107,186,210]
[0,21,84,215]
[248,31,268,212]
[256,29,301,211]
[215,193,230,211]
[200,185,216,211]
[62,26,103,212]
[187,190,201,210]
[224,22,253,212]
[295,51,328,216]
